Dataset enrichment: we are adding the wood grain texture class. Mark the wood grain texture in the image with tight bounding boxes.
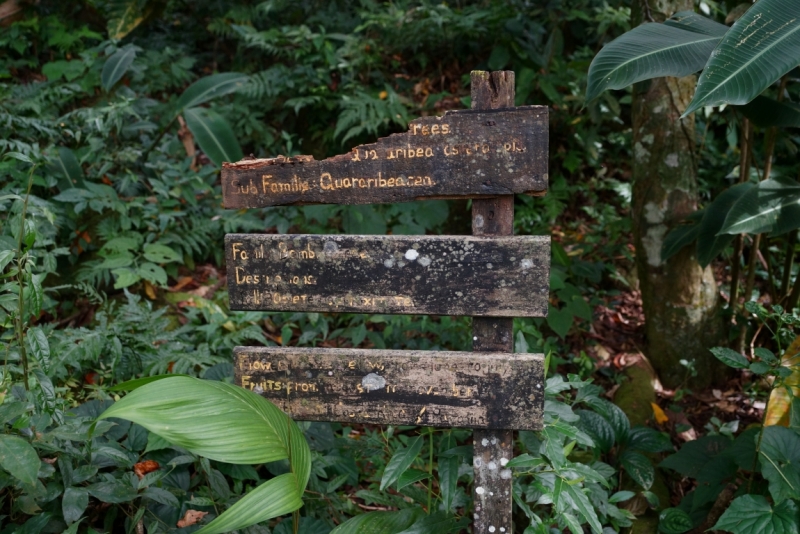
[234,347,544,430]
[471,70,517,534]
[225,234,550,317]
[222,106,548,207]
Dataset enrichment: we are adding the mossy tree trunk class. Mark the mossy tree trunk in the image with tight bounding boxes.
[631,0,725,388]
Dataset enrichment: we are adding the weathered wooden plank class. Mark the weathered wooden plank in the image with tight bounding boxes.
[235,347,544,431]
[221,106,548,207]
[225,234,550,317]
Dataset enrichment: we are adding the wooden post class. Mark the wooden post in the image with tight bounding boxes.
[471,70,516,533]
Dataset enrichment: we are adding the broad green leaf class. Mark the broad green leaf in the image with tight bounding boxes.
[395,468,429,491]
[108,374,184,391]
[506,453,546,469]
[142,486,180,508]
[740,95,800,128]
[658,507,693,534]
[102,46,138,91]
[555,479,603,534]
[380,435,424,490]
[576,409,615,453]
[137,262,167,286]
[0,249,14,272]
[397,512,466,534]
[660,435,731,476]
[720,177,800,236]
[712,495,799,534]
[27,326,50,373]
[0,435,39,487]
[608,490,635,504]
[176,73,249,110]
[330,508,426,534]
[661,210,704,263]
[98,377,310,478]
[710,347,750,369]
[696,183,753,267]
[547,304,573,339]
[111,267,140,289]
[142,243,181,263]
[685,0,800,115]
[759,426,800,502]
[620,450,654,490]
[49,147,85,190]
[586,11,727,101]
[62,487,88,524]
[184,107,243,167]
[627,426,673,453]
[85,480,138,503]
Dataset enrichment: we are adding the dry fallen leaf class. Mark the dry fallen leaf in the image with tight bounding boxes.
[177,510,208,528]
[133,460,159,479]
[651,402,669,425]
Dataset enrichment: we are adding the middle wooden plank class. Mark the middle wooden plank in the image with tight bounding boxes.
[226,234,550,317]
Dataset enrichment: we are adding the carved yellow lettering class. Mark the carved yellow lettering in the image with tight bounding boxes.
[388,178,395,187]
[431,125,439,134]
[421,125,429,135]
[231,243,246,260]
[349,361,356,369]
[242,375,251,389]
[425,147,433,157]
[441,124,450,134]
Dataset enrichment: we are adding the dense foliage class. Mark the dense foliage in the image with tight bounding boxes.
[1,0,798,533]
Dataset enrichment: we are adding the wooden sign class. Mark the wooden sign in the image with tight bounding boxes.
[226,234,550,317]
[235,347,544,430]
[222,106,548,207]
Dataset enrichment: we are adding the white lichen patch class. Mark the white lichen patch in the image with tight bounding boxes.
[488,461,497,470]
[641,133,655,145]
[500,457,509,466]
[500,469,512,479]
[419,256,432,267]
[404,249,419,261]
[634,142,650,163]
[384,258,394,268]
[643,225,668,267]
[520,259,533,270]
[665,153,679,168]
[361,373,386,391]
[476,486,485,495]
[644,201,666,224]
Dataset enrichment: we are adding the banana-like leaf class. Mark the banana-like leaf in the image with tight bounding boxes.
[720,177,800,235]
[196,474,302,534]
[696,183,754,266]
[330,508,426,534]
[685,0,800,115]
[98,376,310,476]
[586,11,727,102]
[102,46,138,91]
[740,95,800,128]
[106,0,161,40]
[176,73,249,111]
[183,107,244,167]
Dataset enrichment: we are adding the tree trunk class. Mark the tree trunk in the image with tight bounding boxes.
[631,0,725,388]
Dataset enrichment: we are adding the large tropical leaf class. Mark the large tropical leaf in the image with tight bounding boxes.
[661,209,705,263]
[183,107,244,167]
[696,182,753,266]
[102,46,138,91]
[48,146,85,190]
[719,177,800,235]
[176,73,249,110]
[712,495,799,533]
[98,377,310,533]
[586,11,727,101]
[740,95,800,128]
[330,508,426,534]
[106,0,162,40]
[685,0,800,115]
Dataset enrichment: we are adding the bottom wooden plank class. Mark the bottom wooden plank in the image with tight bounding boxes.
[234,347,544,431]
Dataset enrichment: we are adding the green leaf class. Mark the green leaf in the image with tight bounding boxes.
[685,0,800,115]
[137,262,167,286]
[49,147,85,190]
[609,490,636,504]
[660,435,731,476]
[712,495,799,534]
[710,347,750,369]
[106,0,155,40]
[759,426,800,502]
[438,455,459,512]
[620,450,654,490]
[330,508,426,534]
[750,361,771,374]
[576,409,615,453]
[27,326,50,373]
[144,432,171,454]
[0,249,15,272]
[506,453,546,469]
[62,487,88,524]
[111,268,141,289]
[661,210,703,262]
[108,374,185,391]
[658,507,693,534]
[184,107,244,167]
[740,95,800,128]
[398,512,466,534]
[627,427,673,453]
[86,480,138,503]
[395,468,430,491]
[102,46,138,91]
[0,435,39,487]
[720,177,800,236]
[547,304,573,339]
[176,73,249,110]
[696,183,753,267]
[557,479,603,534]
[141,487,180,508]
[380,435,424,491]
[586,11,727,101]
[142,243,182,263]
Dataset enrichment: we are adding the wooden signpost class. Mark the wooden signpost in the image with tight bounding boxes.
[223,71,548,533]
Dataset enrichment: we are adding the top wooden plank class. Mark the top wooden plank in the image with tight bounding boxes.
[222,106,548,207]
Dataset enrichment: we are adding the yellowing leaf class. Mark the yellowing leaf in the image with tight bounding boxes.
[651,403,669,425]
[765,335,800,427]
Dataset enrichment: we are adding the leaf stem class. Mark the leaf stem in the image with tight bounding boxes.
[15,166,35,391]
